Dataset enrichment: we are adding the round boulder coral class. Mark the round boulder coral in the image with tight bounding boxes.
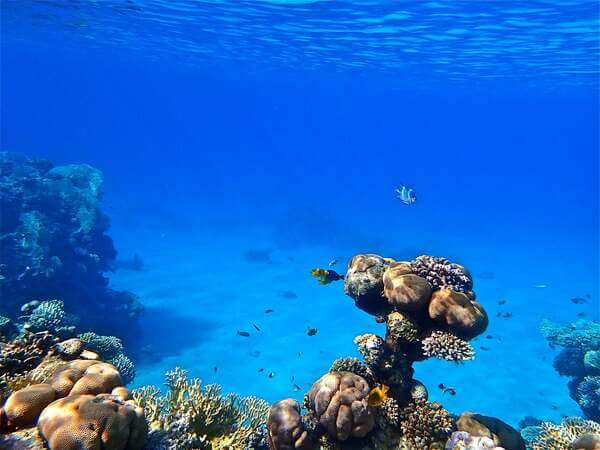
[50,360,122,397]
[456,412,525,450]
[267,398,311,450]
[343,254,389,315]
[38,394,147,450]
[383,265,432,312]
[428,289,488,339]
[307,371,375,441]
[1,383,57,430]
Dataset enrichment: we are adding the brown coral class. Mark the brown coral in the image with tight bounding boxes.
[0,332,58,377]
[386,311,420,347]
[50,359,122,397]
[344,254,390,315]
[383,265,432,312]
[267,398,311,450]
[1,384,57,430]
[399,400,454,449]
[38,393,147,450]
[307,371,375,441]
[456,412,525,450]
[428,289,488,339]
[421,331,475,362]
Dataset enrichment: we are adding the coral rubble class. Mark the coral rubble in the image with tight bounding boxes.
[0,152,142,338]
[267,252,507,450]
[541,319,600,421]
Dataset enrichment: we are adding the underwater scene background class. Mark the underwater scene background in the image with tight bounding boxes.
[1,1,599,449]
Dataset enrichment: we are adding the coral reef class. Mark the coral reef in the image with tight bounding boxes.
[0,152,142,338]
[446,431,505,449]
[133,367,269,449]
[24,299,76,338]
[422,331,475,362]
[268,252,502,450]
[540,319,600,420]
[523,417,600,450]
[79,332,135,384]
[455,412,524,450]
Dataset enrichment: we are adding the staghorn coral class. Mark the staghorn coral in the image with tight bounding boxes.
[410,255,472,293]
[329,357,375,386]
[37,393,147,450]
[25,300,76,338]
[133,367,269,450]
[422,331,475,362]
[399,400,454,449]
[306,371,375,441]
[528,417,600,450]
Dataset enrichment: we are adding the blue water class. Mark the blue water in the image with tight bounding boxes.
[1,0,599,429]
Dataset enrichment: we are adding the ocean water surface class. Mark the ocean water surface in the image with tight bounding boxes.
[2,0,599,431]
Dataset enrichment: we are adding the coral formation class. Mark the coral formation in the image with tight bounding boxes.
[133,367,269,449]
[455,412,525,450]
[0,152,142,338]
[422,331,475,362]
[267,252,498,449]
[0,331,58,377]
[24,300,76,338]
[524,417,600,450]
[446,431,505,449]
[37,393,147,450]
[78,332,135,384]
[540,319,600,420]
[267,398,312,450]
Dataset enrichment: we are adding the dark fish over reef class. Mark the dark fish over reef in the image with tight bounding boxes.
[311,268,343,285]
[571,297,587,304]
[438,384,456,396]
[253,323,261,332]
[237,331,250,337]
[264,309,274,314]
[394,184,417,205]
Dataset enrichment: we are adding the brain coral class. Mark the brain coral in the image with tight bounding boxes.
[428,289,488,339]
[267,398,311,450]
[0,383,57,430]
[343,254,389,315]
[307,371,375,441]
[38,393,147,450]
[50,360,122,397]
[383,264,432,312]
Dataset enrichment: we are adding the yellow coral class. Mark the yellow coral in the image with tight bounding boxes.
[133,367,269,449]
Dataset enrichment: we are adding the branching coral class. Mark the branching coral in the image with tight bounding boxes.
[25,300,76,338]
[421,331,475,362]
[528,417,600,450]
[133,367,269,450]
[399,400,454,449]
[410,255,472,293]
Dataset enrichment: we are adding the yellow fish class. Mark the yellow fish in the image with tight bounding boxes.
[367,384,390,407]
[311,268,343,285]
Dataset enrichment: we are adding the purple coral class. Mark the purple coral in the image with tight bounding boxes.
[411,256,472,293]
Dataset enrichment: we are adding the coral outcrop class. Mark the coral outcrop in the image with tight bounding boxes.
[267,252,501,450]
[522,417,600,450]
[0,152,142,338]
[541,319,600,421]
[133,367,269,449]
[455,412,525,450]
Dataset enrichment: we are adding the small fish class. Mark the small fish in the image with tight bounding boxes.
[571,297,587,304]
[292,384,301,392]
[485,335,494,339]
[534,284,548,289]
[264,309,274,314]
[298,352,303,357]
[480,346,490,351]
[438,384,456,396]
[551,405,559,410]
[249,350,261,358]
[258,368,264,373]
[268,372,275,378]
[394,184,417,205]
[311,268,343,285]
[328,259,338,267]
[498,299,506,305]
[291,375,295,381]
[307,327,318,336]
[502,312,513,319]
[280,290,298,299]
[367,384,390,407]
[213,366,218,373]
[578,312,587,317]
[253,323,261,332]
[237,331,250,337]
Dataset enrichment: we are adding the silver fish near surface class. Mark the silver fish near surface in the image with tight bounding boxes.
[394,184,417,205]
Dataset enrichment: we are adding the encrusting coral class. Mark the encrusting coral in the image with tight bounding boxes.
[133,367,269,450]
[267,252,504,450]
[541,319,600,421]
